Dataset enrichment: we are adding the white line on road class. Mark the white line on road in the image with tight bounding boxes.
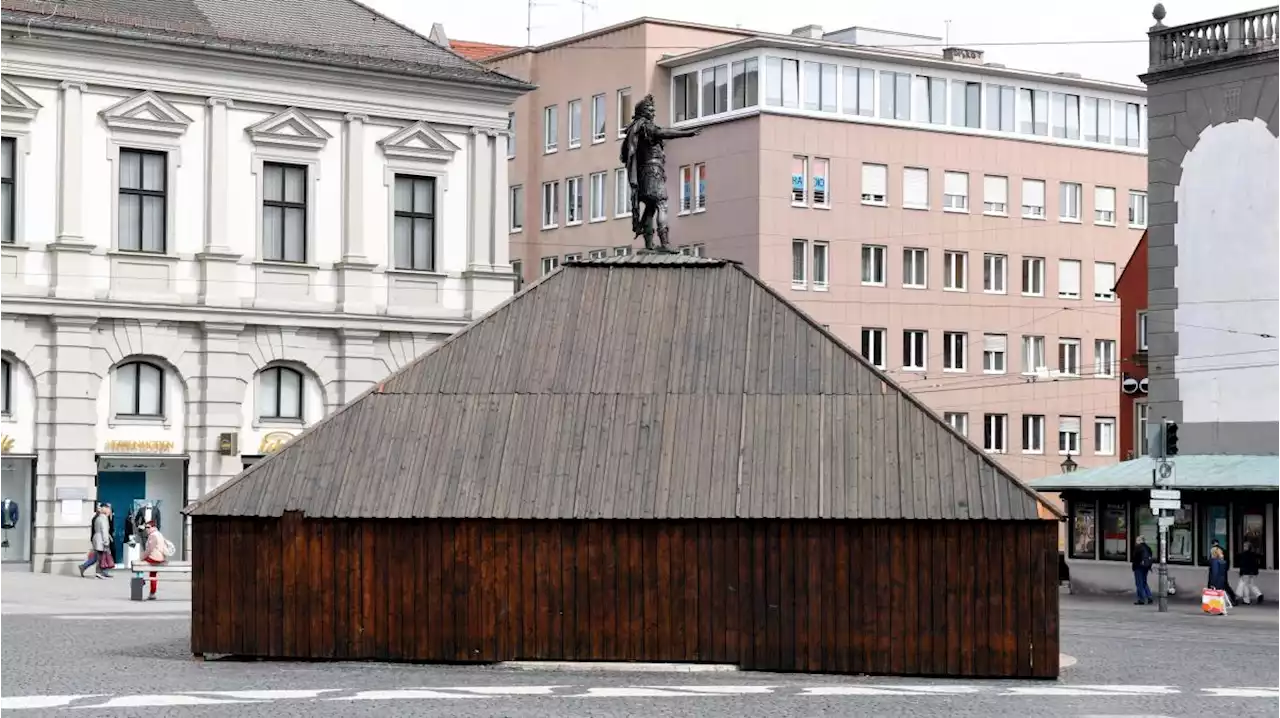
[51,614,188,621]
[0,696,101,710]
[187,690,340,700]
[327,689,490,700]
[1201,687,1280,697]
[1004,685,1180,696]
[800,685,981,696]
[76,695,259,708]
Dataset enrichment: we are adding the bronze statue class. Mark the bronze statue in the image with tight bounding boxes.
[619,94,699,252]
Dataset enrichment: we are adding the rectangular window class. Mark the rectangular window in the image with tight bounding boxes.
[617,88,632,136]
[945,412,969,437]
[673,73,699,121]
[392,175,435,271]
[542,180,559,228]
[861,244,886,285]
[803,62,837,112]
[1058,338,1081,376]
[509,185,523,232]
[879,71,911,120]
[791,239,807,288]
[694,163,707,211]
[680,165,694,213]
[565,176,584,224]
[731,58,759,110]
[1083,97,1111,143]
[540,256,559,275]
[1095,186,1117,225]
[0,136,13,244]
[1023,335,1047,374]
[1022,414,1045,453]
[564,253,581,262]
[701,64,730,116]
[614,168,631,217]
[1022,179,1046,218]
[543,105,558,152]
[614,246,631,257]
[1129,191,1148,227]
[915,74,947,124]
[1095,417,1117,456]
[1135,402,1149,456]
[1059,182,1082,222]
[1052,92,1081,140]
[1018,88,1049,135]
[985,84,1016,131]
[983,333,1008,374]
[1095,339,1117,378]
[1117,102,1142,147]
[983,175,1008,215]
[902,167,929,209]
[812,158,829,206]
[591,94,606,141]
[118,148,168,253]
[861,163,887,205]
[860,327,887,369]
[567,99,582,148]
[1058,259,1081,299]
[983,253,1007,294]
[589,171,606,221]
[588,249,608,259]
[943,171,969,212]
[1058,415,1081,455]
[791,156,808,204]
[943,331,967,372]
[1070,500,1097,559]
[943,251,967,291]
[984,413,1008,453]
[841,66,875,116]
[511,259,524,291]
[813,241,829,289]
[1138,311,1148,351]
[262,162,306,262]
[765,57,800,108]
[1021,256,1045,296]
[902,247,927,288]
[507,112,516,158]
[951,80,981,128]
[903,330,927,370]
[1094,261,1116,301]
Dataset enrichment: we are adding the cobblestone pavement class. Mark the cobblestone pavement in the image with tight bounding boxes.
[2,573,1276,717]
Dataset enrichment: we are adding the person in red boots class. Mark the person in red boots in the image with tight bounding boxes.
[141,522,173,600]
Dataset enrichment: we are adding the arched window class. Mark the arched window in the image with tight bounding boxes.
[1,358,11,415]
[114,361,164,417]
[258,366,303,420]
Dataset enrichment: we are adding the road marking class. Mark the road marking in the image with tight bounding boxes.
[0,696,100,710]
[327,689,489,700]
[76,695,258,708]
[428,687,564,696]
[1005,685,1180,696]
[1202,687,1280,697]
[801,685,980,696]
[571,687,701,697]
[644,686,777,694]
[187,690,339,700]
[51,614,188,621]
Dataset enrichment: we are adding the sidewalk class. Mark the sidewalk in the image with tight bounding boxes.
[1061,591,1279,626]
[0,569,190,616]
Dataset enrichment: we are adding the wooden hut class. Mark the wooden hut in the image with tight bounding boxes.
[185,254,1063,678]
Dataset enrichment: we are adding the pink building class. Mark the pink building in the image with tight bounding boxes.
[481,18,1147,478]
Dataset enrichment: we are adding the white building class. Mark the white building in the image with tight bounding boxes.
[0,0,530,572]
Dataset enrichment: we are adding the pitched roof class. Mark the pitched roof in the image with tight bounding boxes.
[187,255,1060,522]
[450,40,519,62]
[0,0,532,91]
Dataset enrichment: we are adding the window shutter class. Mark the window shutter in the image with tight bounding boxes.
[903,168,928,206]
[1058,260,1080,293]
[983,334,1007,352]
[1060,416,1081,434]
[944,172,967,197]
[1095,187,1116,213]
[862,164,886,196]
[1094,262,1115,294]
[1023,180,1045,206]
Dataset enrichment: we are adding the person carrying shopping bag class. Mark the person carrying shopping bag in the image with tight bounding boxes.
[78,503,114,579]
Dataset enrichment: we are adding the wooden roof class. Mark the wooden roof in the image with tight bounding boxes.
[187,255,1061,521]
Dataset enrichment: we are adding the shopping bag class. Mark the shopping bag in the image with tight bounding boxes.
[1201,588,1227,615]
[100,552,116,570]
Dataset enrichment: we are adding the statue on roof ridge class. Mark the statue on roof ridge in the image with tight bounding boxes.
[620,94,700,253]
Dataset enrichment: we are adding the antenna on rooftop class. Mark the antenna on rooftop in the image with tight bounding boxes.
[571,0,598,34]
[944,19,951,46]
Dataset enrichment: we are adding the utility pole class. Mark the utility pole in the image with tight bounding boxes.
[1149,420,1179,613]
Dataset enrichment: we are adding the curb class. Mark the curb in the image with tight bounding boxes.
[499,661,739,673]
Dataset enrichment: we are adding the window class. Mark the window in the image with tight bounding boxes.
[811,158,829,206]
[951,80,981,128]
[1137,311,1149,351]
[262,162,306,263]
[903,330,927,371]
[540,256,559,275]
[1022,335,1047,374]
[1021,256,1045,296]
[1018,88,1048,135]
[1095,417,1116,456]
[509,185,524,231]
[613,246,631,257]
[983,253,1007,294]
[587,249,607,260]
[983,414,1008,453]
[1093,261,1116,301]
[1083,97,1111,143]
[541,181,559,228]
[617,88,632,136]
[1129,191,1148,227]
[1070,500,1097,559]
[812,241,829,289]
[943,331,967,372]
[802,61,837,112]
[945,412,969,437]
[393,175,436,271]
[982,175,1008,215]
[512,260,524,291]
[614,168,631,217]
[943,172,968,212]
[1,137,14,244]
[861,244,886,285]
[589,172,606,221]
[1095,339,1117,378]
[943,251,967,291]
[1058,415,1081,455]
[1058,259,1081,299]
[1,358,10,414]
[564,253,581,262]
[1051,92,1081,140]
[902,248,927,288]
[114,361,164,417]
[1058,338,1081,376]
[567,99,582,148]
[861,163,887,205]
[507,112,516,158]
[678,244,705,257]
[1022,414,1045,453]
[983,334,1007,374]
[765,57,800,108]
[985,84,1015,131]
[731,58,759,110]
[565,176,584,225]
[118,149,168,253]
[1059,182,1082,222]
[791,239,807,288]
[694,163,707,210]
[915,75,946,124]
[680,165,694,213]
[1135,402,1149,456]
[879,71,911,120]
[702,63,730,116]
[1117,102,1142,147]
[258,366,303,420]
[860,327,887,369]
[590,94,606,142]
[841,66,874,116]
[1021,179,1045,218]
[1094,186,1117,225]
[902,167,929,209]
[791,156,809,204]
[673,73,699,121]
[543,105,558,152]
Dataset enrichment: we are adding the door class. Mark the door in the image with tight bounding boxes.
[96,472,146,563]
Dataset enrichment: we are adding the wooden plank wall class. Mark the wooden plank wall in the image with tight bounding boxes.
[191,516,1060,678]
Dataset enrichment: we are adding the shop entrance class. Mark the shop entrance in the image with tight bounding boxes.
[1,457,35,565]
[96,471,146,563]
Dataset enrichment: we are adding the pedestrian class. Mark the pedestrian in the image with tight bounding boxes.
[78,503,114,579]
[1207,540,1240,604]
[1131,535,1154,605]
[1235,542,1265,605]
[140,521,172,600]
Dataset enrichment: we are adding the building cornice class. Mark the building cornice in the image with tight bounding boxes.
[1139,48,1279,86]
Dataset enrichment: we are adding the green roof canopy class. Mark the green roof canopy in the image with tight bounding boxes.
[1029,455,1279,492]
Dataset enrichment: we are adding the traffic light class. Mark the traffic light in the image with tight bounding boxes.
[1164,421,1179,457]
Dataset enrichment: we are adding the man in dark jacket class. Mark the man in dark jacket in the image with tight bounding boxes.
[1132,536,1154,605]
[1236,542,1264,605]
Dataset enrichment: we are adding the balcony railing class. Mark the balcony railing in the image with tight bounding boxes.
[1149,7,1279,72]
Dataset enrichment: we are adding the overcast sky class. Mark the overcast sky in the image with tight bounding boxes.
[361,0,1261,85]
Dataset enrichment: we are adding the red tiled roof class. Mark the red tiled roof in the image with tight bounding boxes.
[450,40,519,61]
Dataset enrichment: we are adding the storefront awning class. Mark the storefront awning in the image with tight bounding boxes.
[1029,455,1279,492]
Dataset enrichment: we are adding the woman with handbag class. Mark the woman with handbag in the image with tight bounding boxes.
[141,522,175,600]
[78,503,114,579]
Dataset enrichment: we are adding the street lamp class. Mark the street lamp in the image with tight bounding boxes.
[1060,453,1078,473]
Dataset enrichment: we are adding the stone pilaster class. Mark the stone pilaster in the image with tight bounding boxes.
[198,99,242,308]
[338,328,382,404]
[48,82,94,301]
[463,129,517,317]
[335,114,377,315]
[190,322,247,502]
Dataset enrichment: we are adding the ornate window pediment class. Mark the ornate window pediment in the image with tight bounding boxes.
[378,120,459,163]
[99,90,193,136]
[1,78,42,124]
[246,107,332,150]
